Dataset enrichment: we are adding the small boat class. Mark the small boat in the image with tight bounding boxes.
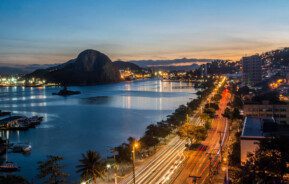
[52,86,81,96]
[11,143,32,153]
[0,139,20,172]
[27,116,43,126]
[0,110,11,117]
[17,116,43,128]
[0,161,20,172]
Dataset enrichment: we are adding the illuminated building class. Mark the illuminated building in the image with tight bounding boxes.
[243,100,289,124]
[242,55,262,86]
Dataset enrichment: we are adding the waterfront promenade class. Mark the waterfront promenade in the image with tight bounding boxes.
[119,77,227,184]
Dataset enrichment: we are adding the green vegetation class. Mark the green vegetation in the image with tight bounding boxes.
[212,93,222,102]
[114,137,139,162]
[178,122,207,144]
[221,83,243,120]
[228,131,241,166]
[37,155,68,184]
[222,107,241,120]
[240,136,289,183]
[76,150,106,183]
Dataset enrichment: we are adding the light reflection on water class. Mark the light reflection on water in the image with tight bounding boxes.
[0,79,196,182]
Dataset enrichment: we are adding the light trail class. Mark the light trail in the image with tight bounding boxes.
[121,138,185,184]
[172,85,230,184]
[137,141,186,184]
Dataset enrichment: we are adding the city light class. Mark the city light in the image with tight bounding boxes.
[0,76,58,87]
[133,142,139,149]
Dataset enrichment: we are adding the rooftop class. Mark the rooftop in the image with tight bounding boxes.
[241,117,265,139]
[241,117,289,139]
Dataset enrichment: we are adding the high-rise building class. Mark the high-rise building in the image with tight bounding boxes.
[242,55,262,86]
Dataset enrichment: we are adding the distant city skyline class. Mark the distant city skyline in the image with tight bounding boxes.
[1,0,289,64]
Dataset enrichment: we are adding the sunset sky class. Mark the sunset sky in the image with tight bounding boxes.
[1,0,289,64]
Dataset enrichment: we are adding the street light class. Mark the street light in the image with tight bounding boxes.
[81,178,92,184]
[106,164,112,182]
[132,141,140,184]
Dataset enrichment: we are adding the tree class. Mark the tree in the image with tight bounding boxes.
[37,155,68,184]
[212,93,222,102]
[127,136,136,145]
[203,107,216,118]
[241,136,289,183]
[222,107,241,120]
[222,107,232,119]
[76,150,105,183]
[196,91,203,97]
[237,86,249,96]
[232,108,241,119]
[205,103,219,110]
[140,135,159,148]
[144,122,171,139]
[115,143,131,162]
[178,123,207,144]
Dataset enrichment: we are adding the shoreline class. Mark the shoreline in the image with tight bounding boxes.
[0,79,196,182]
[107,76,224,184]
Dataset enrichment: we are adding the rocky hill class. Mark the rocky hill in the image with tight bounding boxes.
[113,60,142,71]
[26,50,121,85]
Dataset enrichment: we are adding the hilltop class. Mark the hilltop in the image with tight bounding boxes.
[26,50,121,85]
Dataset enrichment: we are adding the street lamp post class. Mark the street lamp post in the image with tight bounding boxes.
[106,164,111,182]
[132,141,139,184]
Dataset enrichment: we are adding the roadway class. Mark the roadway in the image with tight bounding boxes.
[172,87,230,184]
[120,136,186,184]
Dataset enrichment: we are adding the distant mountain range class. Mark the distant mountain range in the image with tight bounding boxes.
[0,63,57,75]
[26,50,121,85]
[113,60,142,71]
[0,57,212,75]
[129,58,214,71]
[3,47,289,77]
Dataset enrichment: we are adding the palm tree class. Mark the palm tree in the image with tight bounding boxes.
[38,155,68,184]
[76,150,105,183]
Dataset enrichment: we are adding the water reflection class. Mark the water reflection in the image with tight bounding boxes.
[80,96,112,105]
[0,79,196,181]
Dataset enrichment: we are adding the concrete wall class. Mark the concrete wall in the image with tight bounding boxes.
[240,138,260,165]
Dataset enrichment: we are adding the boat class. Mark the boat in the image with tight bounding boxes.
[0,139,20,172]
[0,116,27,130]
[0,110,11,117]
[17,116,43,128]
[0,161,20,172]
[52,86,81,96]
[27,116,43,126]
[11,143,32,153]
